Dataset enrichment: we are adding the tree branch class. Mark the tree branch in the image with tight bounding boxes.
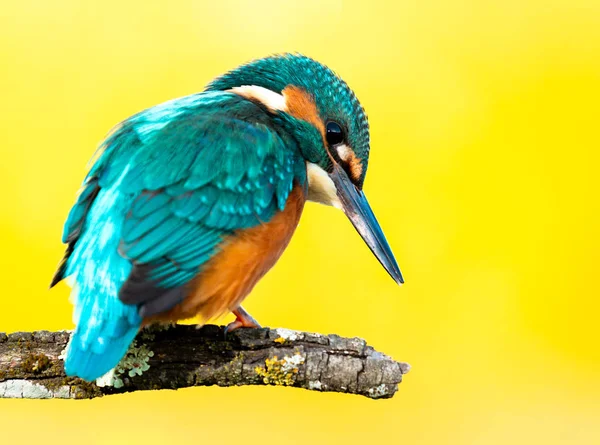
[0,324,409,400]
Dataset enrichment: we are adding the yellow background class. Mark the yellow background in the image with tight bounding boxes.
[1,0,599,443]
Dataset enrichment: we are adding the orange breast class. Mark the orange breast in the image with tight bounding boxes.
[148,183,306,324]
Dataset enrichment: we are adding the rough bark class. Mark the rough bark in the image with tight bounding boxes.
[0,324,409,400]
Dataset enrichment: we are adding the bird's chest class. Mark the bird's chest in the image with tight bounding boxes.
[154,184,306,323]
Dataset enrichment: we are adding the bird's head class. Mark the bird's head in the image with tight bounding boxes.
[207,54,403,284]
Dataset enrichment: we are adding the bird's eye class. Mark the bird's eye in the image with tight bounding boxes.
[326,121,344,146]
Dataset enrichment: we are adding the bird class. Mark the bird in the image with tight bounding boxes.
[50,53,404,382]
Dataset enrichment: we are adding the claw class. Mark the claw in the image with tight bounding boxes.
[224,306,261,338]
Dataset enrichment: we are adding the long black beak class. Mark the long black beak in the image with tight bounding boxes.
[330,163,404,284]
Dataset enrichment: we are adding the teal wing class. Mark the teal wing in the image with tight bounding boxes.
[97,92,306,317]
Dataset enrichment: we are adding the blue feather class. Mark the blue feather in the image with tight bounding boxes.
[64,167,142,381]
[171,192,209,219]
[122,205,172,244]
[131,223,196,263]
[131,192,171,218]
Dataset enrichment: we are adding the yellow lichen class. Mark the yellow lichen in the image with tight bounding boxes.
[254,353,305,386]
[274,337,286,344]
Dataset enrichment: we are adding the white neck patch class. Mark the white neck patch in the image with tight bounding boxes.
[306,162,342,209]
[229,85,287,113]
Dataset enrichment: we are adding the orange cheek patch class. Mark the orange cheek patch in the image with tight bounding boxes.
[282,85,326,140]
[346,149,364,182]
[283,86,363,182]
[337,144,364,183]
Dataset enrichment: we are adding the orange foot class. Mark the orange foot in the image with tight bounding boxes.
[225,306,261,337]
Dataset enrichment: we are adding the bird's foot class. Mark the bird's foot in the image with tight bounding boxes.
[224,306,261,338]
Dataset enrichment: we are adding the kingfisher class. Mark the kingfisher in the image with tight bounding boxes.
[50,54,403,382]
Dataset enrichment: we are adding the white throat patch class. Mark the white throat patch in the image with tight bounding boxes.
[306,163,342,209]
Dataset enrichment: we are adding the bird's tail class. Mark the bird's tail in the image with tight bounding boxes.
[63,178,142,382]
[64,299,141,381]
[64,248,142,381]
